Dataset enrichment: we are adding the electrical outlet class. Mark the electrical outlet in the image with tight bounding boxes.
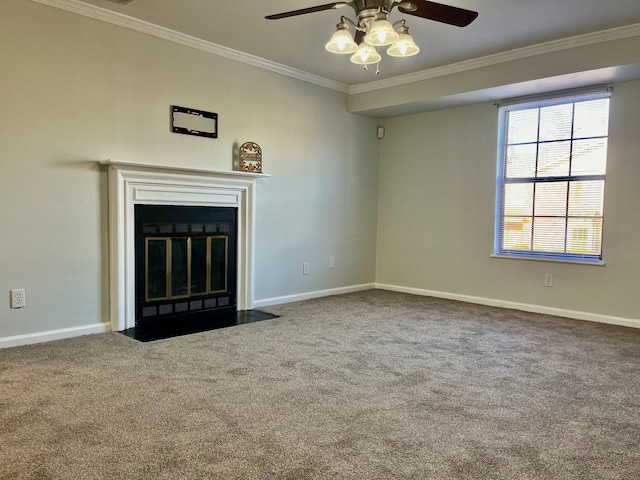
[10,289,26,308]
[303,262,310,275]
[544,273,554,287]
[329,256,336,269]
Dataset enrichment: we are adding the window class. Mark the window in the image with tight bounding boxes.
[495,89,610,263]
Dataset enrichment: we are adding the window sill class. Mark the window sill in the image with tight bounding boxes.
[490,254,605,266]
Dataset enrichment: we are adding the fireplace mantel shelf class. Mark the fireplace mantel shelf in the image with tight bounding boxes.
[99,159,270,178]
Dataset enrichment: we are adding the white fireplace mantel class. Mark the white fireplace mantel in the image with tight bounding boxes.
[100,160,269,331]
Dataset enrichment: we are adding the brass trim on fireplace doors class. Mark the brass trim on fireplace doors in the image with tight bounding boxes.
[145,235,228,302]
[207,236,229,294]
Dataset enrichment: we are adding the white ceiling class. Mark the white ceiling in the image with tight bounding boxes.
[73,0,640,88]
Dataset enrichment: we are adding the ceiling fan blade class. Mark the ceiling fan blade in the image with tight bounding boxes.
[266,2,350,20]
[397,1,478,27]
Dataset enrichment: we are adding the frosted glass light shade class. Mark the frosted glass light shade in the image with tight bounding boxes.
[325,27,358,54]
[387,27,420,57]
[364,15,399,46]
[350,43,381,65]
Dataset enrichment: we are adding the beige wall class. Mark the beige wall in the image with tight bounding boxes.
[0,0,379,339]
[376,80,640,320]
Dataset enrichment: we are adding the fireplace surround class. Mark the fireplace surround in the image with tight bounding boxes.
[101,160,269,331]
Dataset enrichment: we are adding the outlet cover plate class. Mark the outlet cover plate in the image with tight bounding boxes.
[544,273,554,287]
[10,289,26,308]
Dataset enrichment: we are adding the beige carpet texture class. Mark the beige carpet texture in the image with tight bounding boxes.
[1,290,639,479]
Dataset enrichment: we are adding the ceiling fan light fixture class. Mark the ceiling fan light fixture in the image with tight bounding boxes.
[350,42,381,65]
[325,22,358,54]
[266,1,478,72]
[387,25,420,57]
[364,13,399,47]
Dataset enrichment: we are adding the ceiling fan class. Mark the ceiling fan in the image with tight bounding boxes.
[266,0,478,70]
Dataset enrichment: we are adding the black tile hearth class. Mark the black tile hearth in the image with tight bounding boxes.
[120,310,279,342]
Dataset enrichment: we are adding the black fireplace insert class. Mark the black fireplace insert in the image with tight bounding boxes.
[135,205,237,328]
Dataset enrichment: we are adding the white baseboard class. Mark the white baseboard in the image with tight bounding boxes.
[4,283,634,349]
[254,283,376,309]
[375,283,640,330]
[0,323,110,349]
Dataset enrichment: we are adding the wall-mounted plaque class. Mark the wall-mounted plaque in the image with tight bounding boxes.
[171,105,218,139]
[239,142,262,173]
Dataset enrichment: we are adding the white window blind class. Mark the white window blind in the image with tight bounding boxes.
[495,90,610,263]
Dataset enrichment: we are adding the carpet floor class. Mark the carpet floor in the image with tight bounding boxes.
[1,290,639,479]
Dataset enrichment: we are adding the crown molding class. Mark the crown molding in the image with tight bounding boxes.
[349,23,640,95]
[31,0,349,93]
[30,0,640,98]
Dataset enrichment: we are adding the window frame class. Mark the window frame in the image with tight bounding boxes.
[493,89,611,265]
